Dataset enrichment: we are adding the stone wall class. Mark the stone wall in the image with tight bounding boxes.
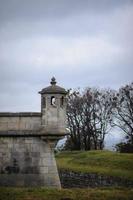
[0,79,67,188]
[59,169,133,188]
[0,136,61,187]
[0,113,41,131]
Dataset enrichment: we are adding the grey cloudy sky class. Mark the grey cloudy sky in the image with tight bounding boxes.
[0,0,133,112]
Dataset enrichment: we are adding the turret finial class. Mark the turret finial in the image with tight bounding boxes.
[50,77,56,85]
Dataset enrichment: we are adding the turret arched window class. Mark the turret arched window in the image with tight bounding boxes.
[51,96,56,106]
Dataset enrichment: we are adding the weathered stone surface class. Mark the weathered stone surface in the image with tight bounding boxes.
[0,113,41,131]
[0,137,61,188]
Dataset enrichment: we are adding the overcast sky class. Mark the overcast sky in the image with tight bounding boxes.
[0,0,133,112]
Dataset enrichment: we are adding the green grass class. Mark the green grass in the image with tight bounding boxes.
[56,150,133,180]
[0,187,133,200]
[0,151,132,200]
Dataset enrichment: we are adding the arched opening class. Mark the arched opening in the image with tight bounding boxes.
[51,96,56,106]
[60,96,64,106]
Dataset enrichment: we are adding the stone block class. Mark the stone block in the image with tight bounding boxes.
[39,166,48,174]
[48,166,58,173]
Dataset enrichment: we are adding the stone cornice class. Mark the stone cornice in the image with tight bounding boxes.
[0,112,41,117]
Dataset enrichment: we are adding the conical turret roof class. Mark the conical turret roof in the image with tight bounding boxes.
[39,77,67,95]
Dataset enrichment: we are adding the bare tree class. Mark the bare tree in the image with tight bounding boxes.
[66,90,84,150]
[83,88,113,150]
[65,88,113,150]
[112,83,133,144]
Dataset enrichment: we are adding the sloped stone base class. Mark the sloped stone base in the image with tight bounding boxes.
[0,137,61,188]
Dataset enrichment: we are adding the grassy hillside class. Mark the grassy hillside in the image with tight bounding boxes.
[0,151,133,200]
[56,150,133,180]
[0,187,133,200]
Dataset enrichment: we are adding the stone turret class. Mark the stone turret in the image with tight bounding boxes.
[39,77,68,137]
[0,77,68,188]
